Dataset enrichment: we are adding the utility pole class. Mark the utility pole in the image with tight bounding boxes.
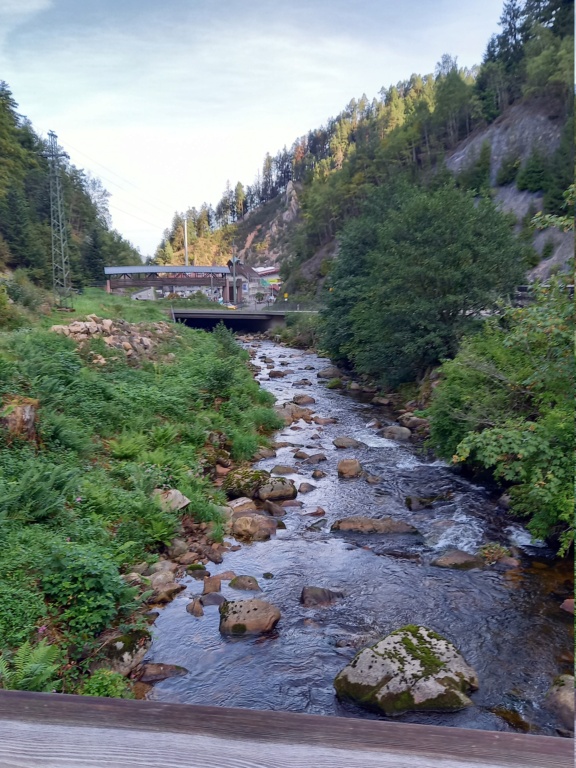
[46,131,73,308]
[184,218,188,266]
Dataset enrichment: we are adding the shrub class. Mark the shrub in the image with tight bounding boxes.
[0,583,47,648]
[39,543,135,637]
[82,668,133,698]
[496,155,521,186]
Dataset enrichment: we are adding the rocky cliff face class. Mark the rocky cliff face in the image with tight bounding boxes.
[233,181,301,267]
[446,102,572,280]
[446,102,565,184]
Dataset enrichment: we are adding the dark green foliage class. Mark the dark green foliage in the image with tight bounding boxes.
[39,543,134,637]
[428,279,574,552]
[82,669,133,698]
[458,142,491,192]
[0,80,140,288]
[496,154,522,185]
[516,150,550,192]
[0,301,281,687]
[0,584,47,648]
[322,183,523,386]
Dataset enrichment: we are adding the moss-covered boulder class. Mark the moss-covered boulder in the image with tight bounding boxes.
[222,466,271,499]
[334,626,478,716]
[257,477,297,501]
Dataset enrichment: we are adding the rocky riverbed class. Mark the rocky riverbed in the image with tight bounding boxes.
[144,340,574,736]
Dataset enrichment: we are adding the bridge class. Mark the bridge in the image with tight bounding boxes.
[104,265,233,297]
[0,690,571,768]
[171,308,290,332]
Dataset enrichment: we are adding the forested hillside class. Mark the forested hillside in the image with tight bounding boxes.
[155,0,573,283]
[0,83,141,288]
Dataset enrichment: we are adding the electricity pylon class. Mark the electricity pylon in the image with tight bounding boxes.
[46,131,72,307]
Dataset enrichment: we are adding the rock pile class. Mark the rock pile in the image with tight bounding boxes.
[50,316,177,363]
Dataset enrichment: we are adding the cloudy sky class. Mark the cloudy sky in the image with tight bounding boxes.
[1,0,505,257]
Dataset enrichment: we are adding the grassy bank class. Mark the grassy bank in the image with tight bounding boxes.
[0,286,282,695]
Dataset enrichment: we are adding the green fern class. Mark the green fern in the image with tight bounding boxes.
[0,640,60,692]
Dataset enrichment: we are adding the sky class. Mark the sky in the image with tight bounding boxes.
[0,0,505,258]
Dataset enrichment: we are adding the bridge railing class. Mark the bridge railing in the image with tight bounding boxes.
[0,690,572,768]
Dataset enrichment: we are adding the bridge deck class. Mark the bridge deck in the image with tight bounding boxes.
[0,691,571,768]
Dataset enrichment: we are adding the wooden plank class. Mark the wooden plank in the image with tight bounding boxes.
[0,691,572,768]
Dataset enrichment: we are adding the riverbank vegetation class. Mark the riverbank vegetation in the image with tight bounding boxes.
[0,289,281,693]
[428,278,573,553]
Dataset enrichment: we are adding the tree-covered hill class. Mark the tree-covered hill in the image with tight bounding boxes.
[154,0,573,288]
[0,83,141,288]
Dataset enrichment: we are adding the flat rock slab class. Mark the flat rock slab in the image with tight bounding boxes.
[271,465,298,475]
[333,437,362,449]
[379,426,412,441]
[153,489,191,511]
[332,516,418,534]
[431,550,484,569]
[219,598,281,635]
[138,664,188,683]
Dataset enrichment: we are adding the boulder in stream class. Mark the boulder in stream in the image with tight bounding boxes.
[337,459,362,478]
[258,477,297,501]
[274,403,314,425]
[318,365,342,379]
[219,598,281,635]
[379,425,412,441]
[293,394,316,405]
[232,514,277,542]
[229,575,262,591]
[545,675,575,734]
[334,625,479,715]
[298,482,316,494]
[300,586,344,607]
[331,516,417,534]
[222,468,271,499]
[333,436,362,449]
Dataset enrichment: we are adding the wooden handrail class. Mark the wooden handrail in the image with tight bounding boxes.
[0,691,572,767]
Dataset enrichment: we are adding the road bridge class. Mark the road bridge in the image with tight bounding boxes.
[171,308,291,332]
[0,690,571,768]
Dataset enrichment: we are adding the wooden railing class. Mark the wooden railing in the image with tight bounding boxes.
[0,690,572,767]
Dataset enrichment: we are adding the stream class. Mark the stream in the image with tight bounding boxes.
[146,340,573,735]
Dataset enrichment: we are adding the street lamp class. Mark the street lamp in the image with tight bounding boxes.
[227,256,242,304]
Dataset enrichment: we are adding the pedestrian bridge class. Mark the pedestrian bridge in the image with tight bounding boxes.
[172,308,291,332]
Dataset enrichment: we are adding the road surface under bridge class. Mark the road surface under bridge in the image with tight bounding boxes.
[171,308,294,332]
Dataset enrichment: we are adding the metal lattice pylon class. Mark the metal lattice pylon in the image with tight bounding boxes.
[47,131,72,307]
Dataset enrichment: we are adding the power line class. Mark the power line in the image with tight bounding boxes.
[107,202,166,230]
[60,139,176,217]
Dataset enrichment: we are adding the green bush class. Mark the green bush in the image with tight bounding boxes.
[0,583,47,648]
[429,279,573,552]
[39,543,135,637]
[82,668,133,698]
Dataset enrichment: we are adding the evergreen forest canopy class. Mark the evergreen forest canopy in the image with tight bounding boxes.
[0,84,141,288]
[154,0,573,270]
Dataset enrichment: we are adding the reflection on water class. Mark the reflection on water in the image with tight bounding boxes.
[147,341,573,735]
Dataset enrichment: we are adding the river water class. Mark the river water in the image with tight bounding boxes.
[146,340,573,735]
